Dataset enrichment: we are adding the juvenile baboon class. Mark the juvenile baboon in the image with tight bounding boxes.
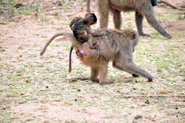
[40,28,153,84]
[70,13,99,49]
[88,0,172,38]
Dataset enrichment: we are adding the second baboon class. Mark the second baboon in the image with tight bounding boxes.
[91,0,172,38]
[40,28,153,84]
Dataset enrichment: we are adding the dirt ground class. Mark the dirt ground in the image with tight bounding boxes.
[0,0,185,122]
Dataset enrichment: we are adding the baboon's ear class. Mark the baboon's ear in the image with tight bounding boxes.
[130,32,136,40]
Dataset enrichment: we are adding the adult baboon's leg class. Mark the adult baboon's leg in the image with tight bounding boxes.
[124,63,153,82]
[113,55,153,82]
[113,9,122,29]
[135,11,151,37]
[90,67,99,82]
[87,0,91,12]
[97,0,109,29]
[98,63,113,84]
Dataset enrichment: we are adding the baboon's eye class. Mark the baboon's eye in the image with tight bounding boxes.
[130,32,136,40]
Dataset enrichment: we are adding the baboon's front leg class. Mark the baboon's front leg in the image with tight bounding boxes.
[98,63,113,84]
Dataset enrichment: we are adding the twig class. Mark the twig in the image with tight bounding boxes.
[79,73,86,78]
[2,15,22,21]
[66,77,89,82]
[0,7,9,10]
[27,0,36,10]
[60,2,79,17]
[158,0,185,11]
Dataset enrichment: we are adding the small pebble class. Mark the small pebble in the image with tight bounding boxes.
[131,106,134,109]
[77,89,81,92]
[46,86,49,88]
[145,100,150,104]
[74,99,78,101]
[133,88,136,90]
[134,114,143,120]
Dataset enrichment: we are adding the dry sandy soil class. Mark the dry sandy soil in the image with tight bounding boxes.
[0,0,185,122]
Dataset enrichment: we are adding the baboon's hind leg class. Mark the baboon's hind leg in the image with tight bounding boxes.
[113,9,122,29]
[97,0,109,29]
[113,57,153,82]
[135,12,151,37]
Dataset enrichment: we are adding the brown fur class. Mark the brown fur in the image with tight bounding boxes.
[68,14,102,72]
[70,13,101,49]
[89,0,172,38]
[40,28,153,84]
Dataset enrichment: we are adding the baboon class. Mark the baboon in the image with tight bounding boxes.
[87,0,172,38]
[68,13,107,72]
[70,13,99,49]
[40,28,153,84]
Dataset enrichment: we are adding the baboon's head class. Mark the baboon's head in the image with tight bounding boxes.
[123,29,139,52]
[84,13,97,25]
[130,32,137,46]
[130,31,139,49]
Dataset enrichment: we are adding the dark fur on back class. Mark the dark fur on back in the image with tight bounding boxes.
[72,20,88,43]
[71,13,97,43]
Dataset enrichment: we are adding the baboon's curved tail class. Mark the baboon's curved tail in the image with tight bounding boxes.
[40,32,74,56]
